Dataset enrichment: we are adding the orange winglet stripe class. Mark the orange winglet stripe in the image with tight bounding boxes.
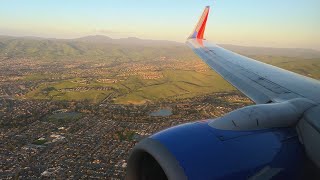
[197,9,209,39]
[188,6,210,39]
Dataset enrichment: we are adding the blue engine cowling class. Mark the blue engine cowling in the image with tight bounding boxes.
[126,121,306,180]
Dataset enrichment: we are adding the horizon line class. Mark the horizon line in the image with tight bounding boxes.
[0,33,320,52]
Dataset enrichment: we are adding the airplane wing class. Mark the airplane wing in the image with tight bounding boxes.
[126,6,320,180]
[187,6,320,104]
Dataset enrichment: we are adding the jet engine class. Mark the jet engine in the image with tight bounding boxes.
[126,98,318,180]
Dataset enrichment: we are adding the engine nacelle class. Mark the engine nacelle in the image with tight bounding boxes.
[297,105,320,168]
[126,122,306,180]
[126,99,316,180]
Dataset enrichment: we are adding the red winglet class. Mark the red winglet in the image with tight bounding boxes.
[188,6,210,39]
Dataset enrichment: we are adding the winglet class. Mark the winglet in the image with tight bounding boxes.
[188,6,210,39]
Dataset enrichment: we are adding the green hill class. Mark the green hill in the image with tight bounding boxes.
[0,35,185,61]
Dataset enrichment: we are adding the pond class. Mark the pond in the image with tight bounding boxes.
[149,109,172,117]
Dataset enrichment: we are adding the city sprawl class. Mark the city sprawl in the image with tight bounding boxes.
[1,36,320,179]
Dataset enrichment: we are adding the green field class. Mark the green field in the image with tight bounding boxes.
[26,79,115,103]
[25,69,234,104]
[46,112,82,125]
[114,70,234,104]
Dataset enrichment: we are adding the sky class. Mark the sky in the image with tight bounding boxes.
[0,0,319,50]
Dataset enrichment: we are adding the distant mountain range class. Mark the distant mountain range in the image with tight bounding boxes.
[75,35,182,46]
[0,35,320,59]
[0,35,186,60]
[0,35,181,46]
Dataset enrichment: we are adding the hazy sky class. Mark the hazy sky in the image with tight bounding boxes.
[1,0,319,49]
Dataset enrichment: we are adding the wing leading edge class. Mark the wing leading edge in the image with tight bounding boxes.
[187,6,320,104]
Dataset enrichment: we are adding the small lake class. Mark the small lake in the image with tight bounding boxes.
[150,109,172,117]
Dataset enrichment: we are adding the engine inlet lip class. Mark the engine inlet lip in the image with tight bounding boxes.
[126,138,187,180]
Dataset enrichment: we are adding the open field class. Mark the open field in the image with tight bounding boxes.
[114,70,234,104]
[23,68,234,104]
[25,79,115,103]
